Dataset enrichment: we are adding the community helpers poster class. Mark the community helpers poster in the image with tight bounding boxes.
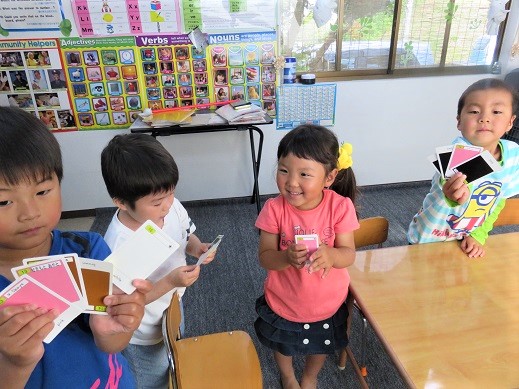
[0,39,76,132]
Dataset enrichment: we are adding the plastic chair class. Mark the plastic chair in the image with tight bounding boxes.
[162,292,262,389]
[494,198,519,226]
[338,217,389,384]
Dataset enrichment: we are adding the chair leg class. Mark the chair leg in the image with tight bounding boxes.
[338,348,348,370]
[359,314,368,377]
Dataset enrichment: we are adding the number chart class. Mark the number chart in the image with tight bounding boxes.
[276,83,337,130]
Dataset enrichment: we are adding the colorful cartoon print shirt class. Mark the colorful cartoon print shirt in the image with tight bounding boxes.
[408,138,519,244]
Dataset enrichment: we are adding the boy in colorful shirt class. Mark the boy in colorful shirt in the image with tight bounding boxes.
[408,78,519,257]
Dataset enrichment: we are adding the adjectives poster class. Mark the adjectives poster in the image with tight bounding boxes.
[59,36,144,130]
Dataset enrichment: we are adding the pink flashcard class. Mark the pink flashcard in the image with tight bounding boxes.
[0,275,82,343]
[445,143,483,178]
[12,257,86,310]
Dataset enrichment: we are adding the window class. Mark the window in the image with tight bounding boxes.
[279,0,510,77]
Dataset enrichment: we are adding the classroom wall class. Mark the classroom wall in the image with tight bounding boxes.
[57,73,485,211]
[4,2,519,212]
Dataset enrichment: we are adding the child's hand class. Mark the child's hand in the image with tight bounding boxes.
[443,172,470,204]
[286,243,308,269]
[307,244,335,277]
[90,279,152,336]
[197,243,216,265]
[0,304,57,368]
[168,265,200,287]
[460,236,485,258]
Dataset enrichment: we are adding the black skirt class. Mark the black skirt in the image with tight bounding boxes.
[254,295,348,356]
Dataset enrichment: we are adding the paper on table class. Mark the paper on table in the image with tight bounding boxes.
[105,220,180,294]
[196,235,223,266]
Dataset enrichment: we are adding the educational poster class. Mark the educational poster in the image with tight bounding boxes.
[207,32,277,116]
[72,0,182,37]
[0,39,77,132]
[276,83,337,130]
[59,36,144,130]
[136,31,277,114]
[135,34,199,110]
[181,0,277,32]
[0,0,65,32]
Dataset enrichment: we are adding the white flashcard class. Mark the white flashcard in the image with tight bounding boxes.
[105,220,180,294]
[436,145,454,179]
[196,235,223,266]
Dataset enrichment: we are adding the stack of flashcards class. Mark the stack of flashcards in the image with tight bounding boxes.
[0,220,180,343]
[428,143,502,183]
[0,254,113,343]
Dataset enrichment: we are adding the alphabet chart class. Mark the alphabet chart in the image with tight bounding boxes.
[276,83,336,130]
[72,0,182,37]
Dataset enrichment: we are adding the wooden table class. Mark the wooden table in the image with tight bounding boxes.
[349,232,519,388]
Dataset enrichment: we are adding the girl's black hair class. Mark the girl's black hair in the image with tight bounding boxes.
[0,106,63,185]
[101,133,179,209]
[277,124,358,205]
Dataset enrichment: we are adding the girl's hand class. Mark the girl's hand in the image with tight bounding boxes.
[443,172,469,204]
[460,236,485,258]
[0,304,57,368]
[286,243,308,269]
[90,279,152,336]
[307,244,335,277]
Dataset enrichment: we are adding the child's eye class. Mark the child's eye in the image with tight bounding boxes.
[300,172,311,177]
[36,189,51,196]
[278,168,288,174]
[468,110,479,114]
[493,110,502,114]
[0,200,12,207]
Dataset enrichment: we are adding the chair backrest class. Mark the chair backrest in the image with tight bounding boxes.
[354,216,389,249]
[494,198,519,227]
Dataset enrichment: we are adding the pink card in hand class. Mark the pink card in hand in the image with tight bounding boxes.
[12,257,86,310]
[0,275,82,343]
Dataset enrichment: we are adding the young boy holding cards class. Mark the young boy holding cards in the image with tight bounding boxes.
[0,107,151,388]
[408,78,519,257]
[101,133,216,389]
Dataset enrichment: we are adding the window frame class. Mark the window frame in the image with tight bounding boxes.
[283,0,511,80]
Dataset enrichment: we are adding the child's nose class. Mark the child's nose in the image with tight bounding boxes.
[19,200,40,221]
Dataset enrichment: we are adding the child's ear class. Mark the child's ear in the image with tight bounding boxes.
[112,198,128,211]
[325,168,338,187]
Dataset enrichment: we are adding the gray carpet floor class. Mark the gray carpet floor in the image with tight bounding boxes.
[90,181,518,388]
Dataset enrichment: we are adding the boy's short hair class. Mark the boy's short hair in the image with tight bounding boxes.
[101,133,179,208]
[457,78,519,116]
[0,106,62,185]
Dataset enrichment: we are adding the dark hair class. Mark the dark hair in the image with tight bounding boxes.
[0,106,62,185]
[101,133,179,208]
[457,78,519,116]
[277,124,357,205]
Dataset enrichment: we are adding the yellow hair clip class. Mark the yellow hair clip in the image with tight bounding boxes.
[337,142,353,170]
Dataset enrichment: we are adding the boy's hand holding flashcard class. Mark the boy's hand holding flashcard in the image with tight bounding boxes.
[196,235,223,266]
[295,234,319,268]
[0,274,82,343]
[105,220,180,294]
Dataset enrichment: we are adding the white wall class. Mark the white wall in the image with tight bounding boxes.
[57,74,485,211]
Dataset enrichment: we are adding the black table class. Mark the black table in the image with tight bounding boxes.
[130,111,273,214]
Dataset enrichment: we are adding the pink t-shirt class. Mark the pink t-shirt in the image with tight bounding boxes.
[255,190,359,322]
